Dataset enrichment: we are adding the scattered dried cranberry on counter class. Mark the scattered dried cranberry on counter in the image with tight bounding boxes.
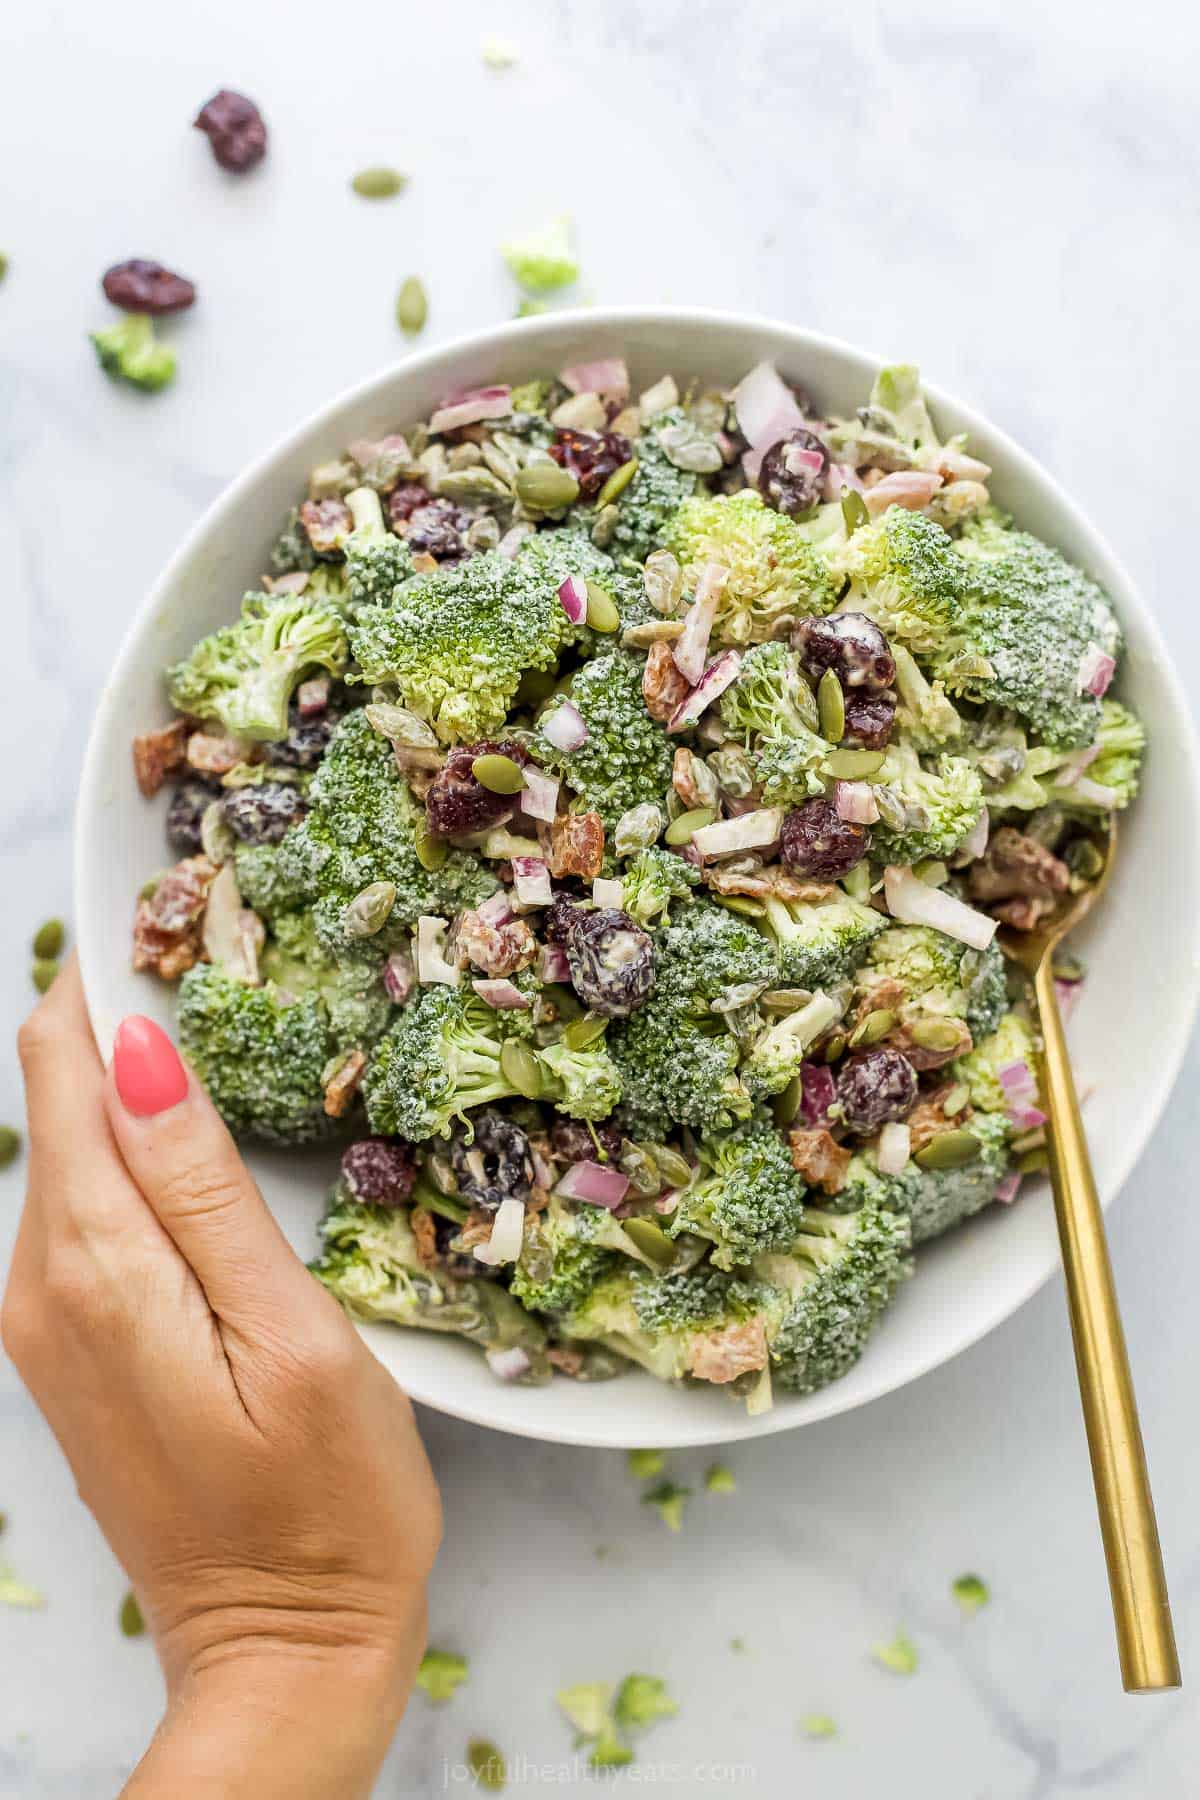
[102,260,196,315]
[194,89,268,172]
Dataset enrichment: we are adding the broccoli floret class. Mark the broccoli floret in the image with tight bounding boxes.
[363,985,534,1140]
[608,410,701,563]
[891,644,964,751]
[537,1036,623,1121]
[855,924,1008,1042]
[718,641,824,746]
[752,734,831,805]
[614,1675,678,1731]
[313,1191,550,1378]
[666,490,839,645]
[667,1118,808,1269]
[510,1193,648,1315]
[951,1010,1038,1115]
[342,486,413,613]
[516,527,654,641]
[1039,698,1145,812]
[871,740,984,865]
[839,1110,1010,1243]
[259,906,393,1050]
[740,992,844,1100]
[561,1262,780,1384]
[90,313,176,392]
[348,549,581,744]
[167,594,348,743]
[657,897,780,1006]
[754,1202,911,1393]
[757,892,887,988]
[176,963,337,1144]
[535,650,675,829]
[619,846,700,927]
[233,839,312,920]
[280,709,497,953]
[943,520,1123,749]
[501,215,579,293]
[832,508,965,656]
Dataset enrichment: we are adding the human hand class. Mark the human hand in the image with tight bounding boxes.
[2,960,441,1798]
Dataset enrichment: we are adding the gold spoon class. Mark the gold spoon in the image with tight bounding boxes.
[999,820,1180,1692]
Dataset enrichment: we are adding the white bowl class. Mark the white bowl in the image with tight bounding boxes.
[76,309,1200,1448]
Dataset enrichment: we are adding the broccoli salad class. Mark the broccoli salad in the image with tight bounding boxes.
[129,355,1144,1413]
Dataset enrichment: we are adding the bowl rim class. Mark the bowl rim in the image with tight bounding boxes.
[74,306,1200,1447]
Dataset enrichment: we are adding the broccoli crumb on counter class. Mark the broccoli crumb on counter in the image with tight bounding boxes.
[641,1481,691,1533]
[952,1573,991,1614]
[415,1650,469,1703]
[556,1673,677,1770]
[872,1631,919,1675]
[128,350,1143,1413]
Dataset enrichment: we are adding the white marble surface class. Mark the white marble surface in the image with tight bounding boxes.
[2,1,1200,1793]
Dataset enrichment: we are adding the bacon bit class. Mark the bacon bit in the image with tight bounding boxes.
[131,855,218,980]
[548,811,605,880]
[702,861,772,899]
[642,641,692,723]
[671,746,714,810]
[132,719,188,797]
[863,471,944,517]
[186,731,248,776]
[890,1015,973,1072]
[787,1127,851,1195]
[455,910,538,977]
[906,1086,972,1154]
[296,675,330,717]
[990,894,1058,932]
[410,551,438,575]
[457,1207,496,1250]
[769,872,835,903]
[856,977,907,1021]
[410,1206,441,1268]
[323,1048,366,1119]
[967,827,1070,906]
[685,1315,769,1385]
[299,496,353,555]
[547,1344,587,1378]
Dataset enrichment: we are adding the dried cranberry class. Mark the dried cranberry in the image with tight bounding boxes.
[451,1112,534,1213]
[403,497,470,562]
[551,1117,623,1164]
[222,783,308,845]
[549,429,633,500]
[272,698,341,769]
[563,908,655,1018]
[387,483,433,527]
[798,1060,838,1129]
[842,690,897,751]
[193,89,267,172]
[836,1048,918,1134]
[341,1138,417,1206]
[165,779,219,854]
[757,429,830,516]
[545,892,582,946]
[425,740,529,839]
[102,260,196,315]
[779,798,871,881]
[793,613,896,691]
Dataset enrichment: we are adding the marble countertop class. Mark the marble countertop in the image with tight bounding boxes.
[3,0,1200,1793]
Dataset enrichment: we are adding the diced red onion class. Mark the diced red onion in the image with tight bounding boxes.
[557,574,588,624]
[654,1189,680,1215]
[672,562,727,685]
[555,1160,631,1209]
[477,890,515,927]
[835,780,880,825]
[519,766,560,822]
[512,856,552,907]
[1078,643,1116,697]
[877,1121,911,1175]
[560,357,629,402]
[1071,776,1121,809]
[486,1344,533,1381]
[959,805,990,862]
[542,700,588,752]
[822,461,864,501]
[382,948,415,1005]
[993,1171,1023,1205]
[473,1196,525,1266]
[799,1060,836,1128]
[429,385,512,434]
[692,807,784,859]
[668,648,742,732]
[883,864,998,950]
[997,1060,1047,1131]
[784,443,825,476]
[472,976,531,1009]
[863,471,944,517]
[730,361,807,453]
[296,674,330,717]
[1055,976,1083,1021]
[592,876,624,909]
[538,942,570,984]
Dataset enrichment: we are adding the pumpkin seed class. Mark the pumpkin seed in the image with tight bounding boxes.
[0,1126,21,1169]
[32,918,65,959]
[643,549,685,616]
[622,1216,677,1268]
[715,895,765,917]
[622,618,684,649]
[366,701,439,748]
[585,581,620,633]
[395,275,427,334]
[472,753,526,795]
[514,461,579,512]
[614,803,665,855]
[873,785,909,830]
[825,748,885,779]
[772,1074,804,1127]
[1051,951,1085,983]
[414,820,447,871]
[428,1153,459,1195]
[941,1083,971,1117]
[32,959,59,994]
[200,800,236,864]
[1010,1125,1046,1156]
[563,1013,608,1050]
[850,1007,897,1047]
[914,1129,981,1170]
[591,503,619,548]
[909,1016,964,1052]
[467,1739,506,1793]
[664,806,714,846]
[1066,838,1105,880]
[818,668,845,743]
[1017,1147,1049,1175]
[761,988,814,1013]
[596,458,639,508]
[352,166,408,199]
[823,1033,847,1064]
[620,1144,663,1197]
[500,1038,542,1099]
[342,880,397,938]
[645,1144,694,1188]
[118,1591,145,1637]
[447,442,483,470]
[437,467,511,504]
[841,489,870,533]
[480,440,518,487]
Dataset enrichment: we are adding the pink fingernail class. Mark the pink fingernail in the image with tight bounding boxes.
[112,1016,189,1117]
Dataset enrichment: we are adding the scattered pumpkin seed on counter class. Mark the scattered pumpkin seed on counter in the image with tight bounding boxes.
[119,1591,145,1637]
[395,276,428,336]
[32,959,59,995]
[351,166,408,199]
[31,918,64,960]
[0,1127,21,1170]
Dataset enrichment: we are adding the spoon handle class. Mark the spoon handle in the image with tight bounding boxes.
[1034,957,1180,1692]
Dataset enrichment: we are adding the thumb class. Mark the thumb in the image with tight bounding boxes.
[104,1014,319,1327]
